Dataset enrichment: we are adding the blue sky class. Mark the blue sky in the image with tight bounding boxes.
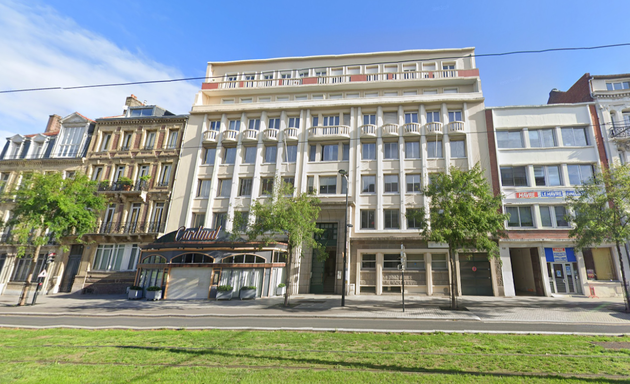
[1,0,630,137]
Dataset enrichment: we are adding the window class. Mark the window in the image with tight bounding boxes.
[166,130,178,149]
[424,89,438,95]
[214,212,227,229]
[606,81,630,91]
[56,126,85,157]
[265,146,277,163]
[121,132,133,150]
[91,167,103,181]
[506,206,534,227]
[432,254,448,270]
[407,254,425,270]
[363,114,376,125]
[0,173,9,193]
[362,143,376,160]
[534,166,561,186]
[263,72,274,85]
[319,176,337,194]
[500,166,528,187]
[309,145,317,162]
[248,119,260,130]
[127,244,140,270]
[218,179,231,197]
[234,211,249,232]
[144,132,156,150]
[406,209,422,229]
[362,175,376,193]
[224,147,236,164]
[323,115,340,126]
[426,111,440,123]
[298,70,309,78]
[288,117,300,128]
[561,127,589,146]
[405,113,418,123]
[210,121,221,131]
[92,245,125,271]
[307,176,314,193]
[443,88,458,94]
[406,174,421,193]
[285,145,297,163]
[583,248,616,280]
[384,142,398,159]
[342,144,349,161]
[496,131,523,149]
[450,140,466,158]
[283,177,295,191]
[341,175,347,194]
[361,210,375,229]
[268,118,280,129]
[448,111,462,122]
[384,210,400,229]
[567,165,594,185]
[384,175,399,193]
[361,254,376,269]
[383,254,400,269]
[114,166,125,182]
[261,178,274,195]
[197,179,211,198]
[405,141,420,159]
[239,178,253,196]
[427,140,443,158]
[228,120,240,131]
[11,255,44,282]
[191,213,205,228]
[403,90,417,96]
[529,129,556,147]
[204,148,216,165]
[322,145,338,161]
[540,206,569,227]
[244,147,256,164]
[159,164,172,186]
[384,91,398,97]
[100,134,111,152]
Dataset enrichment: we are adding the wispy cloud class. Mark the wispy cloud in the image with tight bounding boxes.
[0,1,198,138]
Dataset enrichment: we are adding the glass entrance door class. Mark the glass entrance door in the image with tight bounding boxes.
[550,263,579,294]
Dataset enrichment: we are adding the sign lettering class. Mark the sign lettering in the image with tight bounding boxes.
[175,226,221,242]
[516,192,538,198]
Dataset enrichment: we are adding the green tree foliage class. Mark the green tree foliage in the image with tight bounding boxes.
[566,164,630,312]
[5,172,107,305]
[246,181,323,306]
[411,164,507,309]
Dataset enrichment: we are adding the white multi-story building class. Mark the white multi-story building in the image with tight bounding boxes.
[487,103,625,298]
[165,48,501,300]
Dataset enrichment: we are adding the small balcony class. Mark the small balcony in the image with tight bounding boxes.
[222,130,239,142]
[97,221,166,235]
[402,123,421,136]
[263,128,279,141]
[360,124,377,138]
[242,129,259,142]
[447,121,466,135]
[425,122,443,135]
[203,130,219,144]
[611,125,630,141]
[98,180,149,193]
[283,128,299,141]
[381,124,399,136]
[308,125,350,140]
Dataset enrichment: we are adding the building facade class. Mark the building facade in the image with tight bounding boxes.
[72,96,187,294]
[168,48,501,299]
[0,113,94,295]
[487,103,625,298]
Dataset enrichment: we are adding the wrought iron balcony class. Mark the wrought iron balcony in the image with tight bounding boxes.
[611,125,630,140]
[98,180,149,193]
[97,221,166,235]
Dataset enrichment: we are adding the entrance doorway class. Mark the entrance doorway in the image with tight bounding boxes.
[548,262,580,294]
[310,223,337,294]
[459,254,493,296]
[59,245,84,293]
[509,248,544,296]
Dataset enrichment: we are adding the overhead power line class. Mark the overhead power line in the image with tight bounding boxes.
[1,42,630,95]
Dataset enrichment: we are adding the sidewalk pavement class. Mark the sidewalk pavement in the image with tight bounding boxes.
[1,292,629,324]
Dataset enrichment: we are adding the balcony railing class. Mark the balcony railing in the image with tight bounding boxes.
[263,128,279,141]
[425,122,443,135]
[308,125,350,139]
[382,124,399,136]
[360,124,377,137]
[611,125,630,139]
[242,129,259,141]
[97,221,166,235]
[98,180,149,192]
[402,123,421,136]
[447,121,465,134]
[222,130,239,142]
[203,130,219,143]
[201,69,479,91]
[283,128,299,140]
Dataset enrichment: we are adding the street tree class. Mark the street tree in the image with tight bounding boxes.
[565,164,630,312]
[411,164,507,309]
[5,172,107,306]
[246,181,323,306]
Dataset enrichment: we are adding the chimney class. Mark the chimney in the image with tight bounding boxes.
[123,94,144,114]
[45,114,62,134]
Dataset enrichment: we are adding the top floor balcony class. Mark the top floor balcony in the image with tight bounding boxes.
[446,121,466,135]
[308,125,350,140]
[203,130,219,144]
[201,68,480,91]
[611,125,630,141]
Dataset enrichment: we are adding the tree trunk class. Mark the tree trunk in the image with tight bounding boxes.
[449,247,458,309]
[615,241,630,313]
[17,242,43,306]
[283,244,292,307]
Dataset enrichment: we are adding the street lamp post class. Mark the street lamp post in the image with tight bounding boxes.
[339,169,350,307]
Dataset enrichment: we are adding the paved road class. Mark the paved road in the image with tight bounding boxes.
[2,313,630,335]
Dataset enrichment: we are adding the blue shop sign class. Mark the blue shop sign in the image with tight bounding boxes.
[545,247,576,263]
[540,191,563,198]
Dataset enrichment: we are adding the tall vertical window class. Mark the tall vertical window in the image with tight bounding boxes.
[100,134,111,152]
[150,203,165,231]
[268,118,280,129]
[427,140,443,158]
[448,111,462,122]
[166,130,179,149]
[248,119,261,130]
[244,147,257,164]
[224,147,236,164]
[114,166,125,182]
[322,145,338,161]
[406,209,422,229]
[384,210,400,229]
[307,176,314,193]
[191,213,205,228]
[91,167,103,181]
[450,140,466,157]
[288,117,300,128]
[261,178,274,195]
[384,175,399,193]
[127,244,140,270]
[405,141,420,159]
[0,173,9,193]
[362,175,376,193]
[529,129,556,147]
[121,132,133,150]
[204,148,216,165]
[56,127,85,157]
[285,145,297,163]
[567,164,594,185]
[384,143,398,159]
[406,174,421,192]
[144,132,156,150]
[265,145,277,163]
[214,212,228,229]
[500,166,528,187]
[561,127,589,146]
[312,116,319,126]
[361,210,375,229]
[506,206,534,227]
[218,179,231,197]
[362,143,376,160]
[309,145,317,162]
[159,164,172,186]
[239,178,253,196]
[197,179,211,198]
[342,144,349,161]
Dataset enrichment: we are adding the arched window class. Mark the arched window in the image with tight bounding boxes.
[222,254,265,264]
[141,255,166,264]
[171,253,214,264]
